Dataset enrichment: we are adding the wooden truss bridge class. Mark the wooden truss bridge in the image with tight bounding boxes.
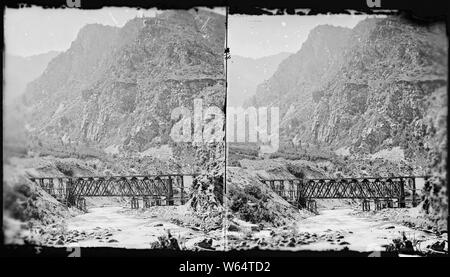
[29,174,196,211]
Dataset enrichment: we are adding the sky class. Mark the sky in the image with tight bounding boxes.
[228,14,374,58]
[4,7,224,57]
[5,8,375,59]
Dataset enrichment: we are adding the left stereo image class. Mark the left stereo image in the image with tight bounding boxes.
[3,7,226,251]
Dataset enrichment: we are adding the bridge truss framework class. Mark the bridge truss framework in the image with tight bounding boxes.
[30,174,196,209]
[260,176,428,211]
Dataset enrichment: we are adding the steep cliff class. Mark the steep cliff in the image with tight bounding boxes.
[250,17,447,171]
[20,10,225,154]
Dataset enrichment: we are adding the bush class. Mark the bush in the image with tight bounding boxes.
[150,230,181,250]
[422,176,447,223]
[229,187,274,224]
[243,186,266,201]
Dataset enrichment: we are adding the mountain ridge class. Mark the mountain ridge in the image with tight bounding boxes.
[249,16,447,171]
[3,50,61,103]
[18,10,226,154]
[227,52,292,107]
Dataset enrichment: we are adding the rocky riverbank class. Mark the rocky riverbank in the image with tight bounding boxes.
[226,208,447,256]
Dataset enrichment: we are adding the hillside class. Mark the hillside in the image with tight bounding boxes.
[3,51,61,103]
[248,17,447,172]
[227,52,292,107]
[18,10,226,155]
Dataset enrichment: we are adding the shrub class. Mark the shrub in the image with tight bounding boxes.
[243,186,266,201]
[229,187,275,224]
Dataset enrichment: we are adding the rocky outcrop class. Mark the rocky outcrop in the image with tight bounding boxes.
[250,17,447,171]
[226,167,310,227]
[2,165,71,244]
[20,10,225,154]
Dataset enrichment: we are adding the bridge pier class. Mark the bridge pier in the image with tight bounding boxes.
[166,178,174,206]
[362,199,371,211]
[180,177,185,205]
[269,180,275,191]
[131,197,139,209]
[48,178,55,196]
[386,199,394,208]
[305,199,318,214]
[153,196,161,206]
[76,197,87,212]
[410,178,418,207]
[288,180,295,202]
[399,179,406,208]
[374,199,382,211]
[143,196,151,208]
[278,181,285,199]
